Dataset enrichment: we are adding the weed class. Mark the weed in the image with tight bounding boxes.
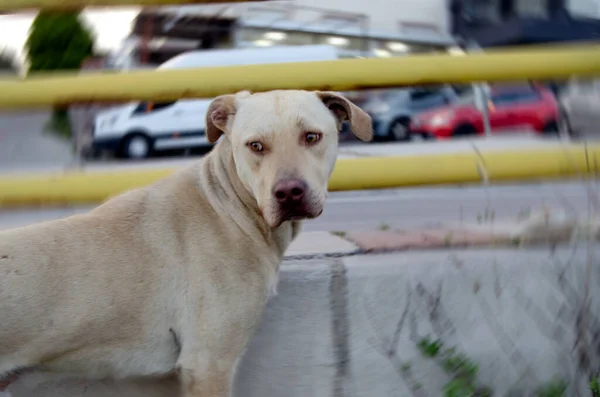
[417,336,443,357]
[378,223,390,231]
[443,378,474,397]
[331,231,346,238]
[417,336,493,396]
[590,376,600,397]
[535,378,567,397]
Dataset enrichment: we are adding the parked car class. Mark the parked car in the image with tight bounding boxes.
[362,85,461,142]
[92,44,340,159]
[409,84,560,140]
[558,77,600,139]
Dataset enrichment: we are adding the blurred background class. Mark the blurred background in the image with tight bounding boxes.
[1,0,600,167]
[3,1,600,397]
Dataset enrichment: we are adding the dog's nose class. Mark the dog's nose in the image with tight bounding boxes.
[273,179,307,204]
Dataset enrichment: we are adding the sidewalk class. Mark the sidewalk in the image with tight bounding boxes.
[286,206,594,258]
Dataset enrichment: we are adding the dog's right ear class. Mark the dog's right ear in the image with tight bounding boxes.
[206,91,252,143]
[206,94,238,143]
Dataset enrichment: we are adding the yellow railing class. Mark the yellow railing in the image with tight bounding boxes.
[1,0,599,207]
[1,43,600,108]
[0,0,263,11]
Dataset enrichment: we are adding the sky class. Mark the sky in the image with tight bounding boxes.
[0,8,140,62]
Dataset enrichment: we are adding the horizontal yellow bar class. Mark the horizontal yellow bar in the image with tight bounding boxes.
[2,43,600,109]
[0,144,597,208]
[0,0,262,11]
[479,146,590,182]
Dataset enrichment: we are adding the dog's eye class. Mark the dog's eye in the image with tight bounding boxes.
[248,142,264,152]
[305,132,321,145]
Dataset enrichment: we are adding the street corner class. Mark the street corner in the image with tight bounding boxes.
[344,227,514,253]
[284,231,361,259]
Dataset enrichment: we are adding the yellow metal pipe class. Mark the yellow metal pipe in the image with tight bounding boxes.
[0,145,597,209]
[1,43,600,108]
[0,0,264,11]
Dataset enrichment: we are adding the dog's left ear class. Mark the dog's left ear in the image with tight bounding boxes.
[205,91,251,143]
[316,91,373,142]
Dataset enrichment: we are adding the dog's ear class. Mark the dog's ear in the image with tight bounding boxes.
[206,91,251,143]
[316,91,373,142]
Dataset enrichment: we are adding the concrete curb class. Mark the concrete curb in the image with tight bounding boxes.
[0,143,597,208]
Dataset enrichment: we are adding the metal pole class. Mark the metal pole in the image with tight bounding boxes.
[465,40,492,137]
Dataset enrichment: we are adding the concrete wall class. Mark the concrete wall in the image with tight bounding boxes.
[9,244,600,396]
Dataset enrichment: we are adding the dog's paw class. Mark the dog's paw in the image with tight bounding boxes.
[268,284,278,299]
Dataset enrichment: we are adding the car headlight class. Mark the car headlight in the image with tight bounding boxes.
[428,112,454,127]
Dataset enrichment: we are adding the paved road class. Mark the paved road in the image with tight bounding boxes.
[0,110,75,172]
[0,180,596,232]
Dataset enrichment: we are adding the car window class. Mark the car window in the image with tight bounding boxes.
[132,101,177,115]
[410,88,441,101]
[409,88,449,110]
[491,89,540,106]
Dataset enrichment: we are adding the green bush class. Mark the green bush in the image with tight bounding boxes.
[26,11,94,73]
[26,11,95,138]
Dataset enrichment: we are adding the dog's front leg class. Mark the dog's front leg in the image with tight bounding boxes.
[176,279,268,397]
[178,363,234,397]
[176,335,248,397]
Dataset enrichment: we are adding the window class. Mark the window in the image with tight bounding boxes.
[409,87,449,109]
[132,101,177,115]
[410,87,441,101]
[491,89,540,106]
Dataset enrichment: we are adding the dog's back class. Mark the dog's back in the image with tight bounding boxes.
[0,186,180,380]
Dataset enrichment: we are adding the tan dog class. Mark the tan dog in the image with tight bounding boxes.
[0,90,372,397]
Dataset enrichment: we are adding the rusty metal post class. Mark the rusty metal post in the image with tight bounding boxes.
[139,14,153,65]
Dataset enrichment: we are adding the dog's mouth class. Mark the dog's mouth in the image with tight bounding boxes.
[267,203,324,228]
[284,207,323,221]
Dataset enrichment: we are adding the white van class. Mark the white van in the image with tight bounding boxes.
[92,44,339,159]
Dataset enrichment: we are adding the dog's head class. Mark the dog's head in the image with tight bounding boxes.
[205,90,372,228]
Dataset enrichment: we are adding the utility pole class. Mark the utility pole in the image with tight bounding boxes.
[465,40,492,137]
[139,14,153,65]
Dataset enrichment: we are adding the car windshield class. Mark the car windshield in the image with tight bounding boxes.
[456,94,476,106]
[366,89,409,103]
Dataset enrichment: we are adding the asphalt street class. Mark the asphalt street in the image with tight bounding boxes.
[0,180,595,232]
[0,110,75,172]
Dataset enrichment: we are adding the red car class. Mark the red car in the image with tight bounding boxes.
[409,85,560,140]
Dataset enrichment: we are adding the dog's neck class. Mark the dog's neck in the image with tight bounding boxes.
[199,138,300,259]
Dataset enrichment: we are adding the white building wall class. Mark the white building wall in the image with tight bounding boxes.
[568,0,600,17]
[159,0,452,40]
[283,0,450,37]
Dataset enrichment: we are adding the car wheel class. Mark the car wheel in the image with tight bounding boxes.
[542,120,559,135]
[453,124,477,137]
[122,134,152,159]
[388,119,410,142]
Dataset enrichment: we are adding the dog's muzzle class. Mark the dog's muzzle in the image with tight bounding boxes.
[272,178,321,222]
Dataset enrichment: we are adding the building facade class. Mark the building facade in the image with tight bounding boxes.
[108,0,457,70]
[450,0,600,47]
